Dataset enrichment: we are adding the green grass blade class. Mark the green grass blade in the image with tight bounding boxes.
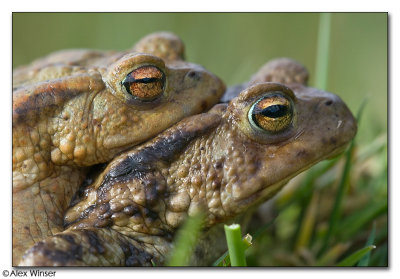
[319,100,367,256]
[336,245,376,267]
[224,224,247,266]
[213,251,230,267]
[251,216,277,240]
[369,242,388,266]
[319,140,354,255]
[357,223,376,266]
[338,201,386,240]
[295,191,319,250]
[316,242,350,266]
[213,234,252,267]
[213,214,276,266]
[315,13,332,90]
[166,212,204,266]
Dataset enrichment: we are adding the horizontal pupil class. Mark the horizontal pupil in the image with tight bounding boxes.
[122,76,163,95]
[261,104,288,118]
[132,77,160,84]
[122,76,161,87]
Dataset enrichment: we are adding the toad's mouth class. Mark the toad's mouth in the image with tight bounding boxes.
[235,140,352,209]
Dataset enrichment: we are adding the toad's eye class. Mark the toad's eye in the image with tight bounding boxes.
[122,65,165,101]
[248,93,294,133]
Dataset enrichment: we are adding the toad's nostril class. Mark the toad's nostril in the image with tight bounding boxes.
[325,100,333,106]
[187,71,201,80]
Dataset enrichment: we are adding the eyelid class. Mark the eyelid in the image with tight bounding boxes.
[123,66,165,84]
[236,83,296,105]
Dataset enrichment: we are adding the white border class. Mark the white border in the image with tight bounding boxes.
[2,1,397,278]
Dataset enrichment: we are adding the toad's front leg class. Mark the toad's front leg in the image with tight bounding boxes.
[19,227,168,267]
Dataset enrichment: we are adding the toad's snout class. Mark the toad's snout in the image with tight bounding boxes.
[316,92,357,144]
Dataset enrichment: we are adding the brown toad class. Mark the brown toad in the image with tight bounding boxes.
[221,57,309,103]
[12,32,225,264]
[20,79,357,266]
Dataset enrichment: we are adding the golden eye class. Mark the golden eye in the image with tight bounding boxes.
[248,93,293,133]
[122,65,165,101]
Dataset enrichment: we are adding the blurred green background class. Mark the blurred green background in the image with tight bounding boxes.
[13,13,387,144]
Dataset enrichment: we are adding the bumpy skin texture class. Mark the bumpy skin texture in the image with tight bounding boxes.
[12,32,225,265]
[20,80,357,266]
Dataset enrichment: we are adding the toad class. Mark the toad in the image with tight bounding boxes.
[221,57,309,103]
[12,32,225,264]
[19,79,357,266]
